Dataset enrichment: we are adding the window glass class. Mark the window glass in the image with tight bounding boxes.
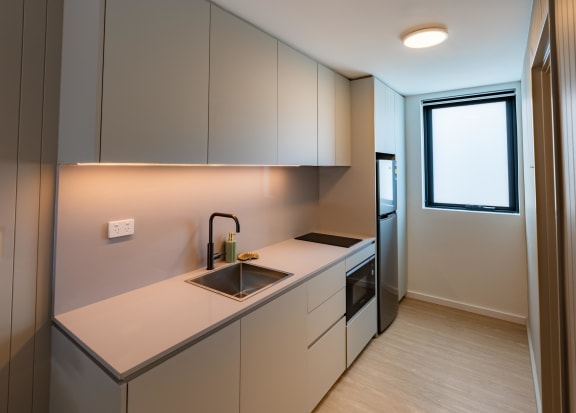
[423,92,518,213]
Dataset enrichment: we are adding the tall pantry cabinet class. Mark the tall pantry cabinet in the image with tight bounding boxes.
[318,76,407,299]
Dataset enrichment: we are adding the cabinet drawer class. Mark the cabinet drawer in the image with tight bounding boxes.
[346,297,377,367]
[346,243,376,272]
[307,317,346,412]
[307,261,345,312]
[307,288,345,345]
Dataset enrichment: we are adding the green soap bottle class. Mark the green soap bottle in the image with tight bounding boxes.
[225,232,236,263]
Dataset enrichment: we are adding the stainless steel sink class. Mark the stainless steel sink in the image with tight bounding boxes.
[185,263,292,301]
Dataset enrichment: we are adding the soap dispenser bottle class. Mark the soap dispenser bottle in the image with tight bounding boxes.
[225,232,236,263]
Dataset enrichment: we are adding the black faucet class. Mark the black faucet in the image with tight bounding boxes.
[207,212,241,270]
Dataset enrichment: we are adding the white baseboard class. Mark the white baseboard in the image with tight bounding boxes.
[527,325,543,413]
[405,291,527,325]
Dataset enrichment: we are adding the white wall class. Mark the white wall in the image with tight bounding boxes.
[405,82,529,323]
[54,165,319,315]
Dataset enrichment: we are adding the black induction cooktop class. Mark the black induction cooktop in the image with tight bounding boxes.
[295,232,362,248]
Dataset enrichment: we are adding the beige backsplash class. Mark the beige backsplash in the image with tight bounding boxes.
[54,164,319,315]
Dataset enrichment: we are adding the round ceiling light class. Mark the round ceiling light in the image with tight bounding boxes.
[402,26,448,48]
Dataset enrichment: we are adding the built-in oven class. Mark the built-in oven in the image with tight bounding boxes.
[346,255,376,322]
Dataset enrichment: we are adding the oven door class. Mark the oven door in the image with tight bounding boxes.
[346,257,376,322]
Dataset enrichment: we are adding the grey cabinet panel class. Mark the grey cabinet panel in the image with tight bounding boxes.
[209,6,278,165]
[318,64,336,166]
[128,321,240,413]
[278,43,318,165]
[101,0,210,164]
[58,0,104,163]
[318,65,351,166]
[335,73,352,166]
[241,285,307,413]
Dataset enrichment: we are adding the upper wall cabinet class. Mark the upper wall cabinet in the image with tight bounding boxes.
[278,43,318,166]
[209,6,278,165]
[58,1,351,166]
[318,65,351,166]
[374,78,401,155]
[58,0,210,164]
[58,0,105,164]
[100,0,210,164]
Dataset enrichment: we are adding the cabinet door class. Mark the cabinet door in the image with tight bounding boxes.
[307,317,346,411]
[317,64,336,166]
[335,73,352,166]
[50,327,127,413]
[128,321,240,413]
[100,0,209,164]
[209,6,278,165]
[374,78,396,155]
[278,43,317,165]
[384,84,397,154]
[58,0,104,163]
[241,285,307,413]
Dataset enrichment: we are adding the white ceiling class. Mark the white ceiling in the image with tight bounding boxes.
[211,0,533,96]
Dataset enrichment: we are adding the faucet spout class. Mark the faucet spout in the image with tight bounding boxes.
[207,212,241,270]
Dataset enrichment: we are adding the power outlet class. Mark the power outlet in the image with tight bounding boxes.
[108,219,135,239]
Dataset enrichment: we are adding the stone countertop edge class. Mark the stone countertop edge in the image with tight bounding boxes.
[53,235,376,381]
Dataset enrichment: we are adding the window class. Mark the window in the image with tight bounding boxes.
[423,91,519,213]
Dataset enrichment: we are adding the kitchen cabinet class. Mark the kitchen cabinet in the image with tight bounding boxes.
[209,6,278,165]
[59,1,354,166]
[319,76,406,299]
[58,0,105,163]
[58,0,210,164]
[278,43,318,165]
[335,74,353,165]
[128,321,240,413]
[50,322,240,413]
[50,237,378,413]
[345,244,377,367]
[346,297,377,367]
[100,0,210,164]
[375,77,402,155]
[306,261,346,411]
[241,284,308,413]
[50,327,127,413]
[318,65,352,166]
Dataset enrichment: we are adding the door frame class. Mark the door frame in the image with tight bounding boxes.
[531,16,568,413]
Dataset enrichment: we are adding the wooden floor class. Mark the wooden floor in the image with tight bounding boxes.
[314,298,537,413]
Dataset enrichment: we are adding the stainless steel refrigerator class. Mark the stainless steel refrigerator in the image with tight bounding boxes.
[376,154,399,333]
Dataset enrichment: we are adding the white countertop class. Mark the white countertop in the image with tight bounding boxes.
[54,236,375,380]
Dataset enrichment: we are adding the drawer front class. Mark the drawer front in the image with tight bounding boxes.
[307,317,346,412]
[346,243,376,272]
[307,260,345,312]
[307,288,345,345]
[346,297,377,368]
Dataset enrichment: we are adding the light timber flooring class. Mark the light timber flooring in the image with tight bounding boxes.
[314,298,537,413]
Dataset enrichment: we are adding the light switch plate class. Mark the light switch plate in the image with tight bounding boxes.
[108,219,135,239]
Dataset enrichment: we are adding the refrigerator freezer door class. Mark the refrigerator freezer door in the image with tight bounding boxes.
[378,212,398,332]
[377,159,397,216]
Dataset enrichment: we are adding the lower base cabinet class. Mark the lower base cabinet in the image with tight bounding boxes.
[128,321,240,413]
[241,284,308,413]
[50,322,241,413]
[307,317,346,411]
[50,265,354,413]
[346,297,377,367]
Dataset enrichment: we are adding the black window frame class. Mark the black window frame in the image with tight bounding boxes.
[423,91,519,213]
